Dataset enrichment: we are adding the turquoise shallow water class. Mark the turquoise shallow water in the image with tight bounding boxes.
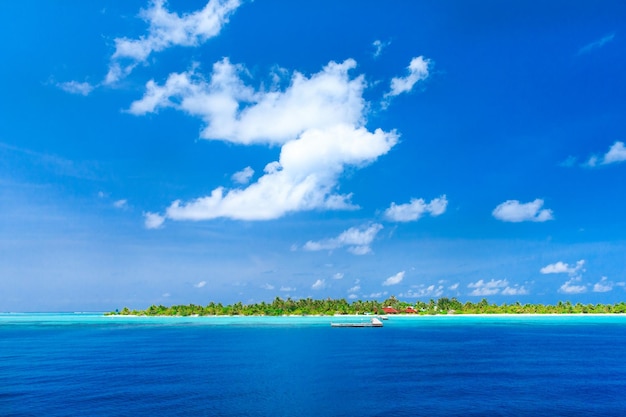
[2,314,626,416]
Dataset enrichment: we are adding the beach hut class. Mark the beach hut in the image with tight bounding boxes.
[382,306,399,314]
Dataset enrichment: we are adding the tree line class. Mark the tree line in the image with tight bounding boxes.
[108,296,626,316]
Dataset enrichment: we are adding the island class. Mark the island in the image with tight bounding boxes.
[108,296,626,316]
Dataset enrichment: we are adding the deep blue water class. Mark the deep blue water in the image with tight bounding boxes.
[1,314,626,416]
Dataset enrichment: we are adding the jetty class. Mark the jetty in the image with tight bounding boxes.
[330,317,383,328]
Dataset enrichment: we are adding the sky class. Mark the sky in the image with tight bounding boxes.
[1,1,625,312]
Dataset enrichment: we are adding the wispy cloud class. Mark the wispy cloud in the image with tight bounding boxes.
[105,0,241,85]
[303,223,383,255]
[113,199,128,209]
[0,142,99,180]
[400,284,443,298]
[311,279,326,290]
[593,276,613,293]
[194,280,207,288]
[384,195,447,222]
[56,80,95,96]
[382,271,404,286]
[372,39,391,58]
[468,279,512,296]
[577,33,615,56]
[347,284,361,293]
[492,199,553,223]
[501,285,529,296]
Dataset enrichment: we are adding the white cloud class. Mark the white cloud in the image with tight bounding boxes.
[56,81,95,96]
[332,272,344,280]
[385,56,430,98]
[311,279,326,290]
[541,260,589,294]
[105,0,241,84]
[231,166,254,184]
[540,260,585,276]
[113,199,128,209]
[578,33,615,55]
[280,286,295,292]
[467,279,510,296]
[492,199,554,223]
[144,212,165,229]
[348,294,358,300]
[133,59,399,223]
[347,285,361,293]
[602,141,626,165]
[559,277,587,294]
[501,285,529,296]
[583,141,626,167]
[384,195,447,222]
[130,59,369,145]
[303,223,383,255]
[382,271,404,286]
[400,284,444,298]
[194,280,206,288]
[372,39,390,58]
[593,277,613,293]
[368,291,387,298]
[261,283,275,290]
[448,283,459,291]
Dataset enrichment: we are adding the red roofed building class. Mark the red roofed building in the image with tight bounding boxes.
[382,306,399,314]
[405,306,418,314]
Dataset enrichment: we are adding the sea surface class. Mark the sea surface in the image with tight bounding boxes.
[1,314,626,416]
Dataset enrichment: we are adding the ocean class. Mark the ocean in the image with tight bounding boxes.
[1,314,625,416]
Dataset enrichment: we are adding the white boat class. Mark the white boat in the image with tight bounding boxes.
[330,317,383,328]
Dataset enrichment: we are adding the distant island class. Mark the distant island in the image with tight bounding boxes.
[108,296,626,316]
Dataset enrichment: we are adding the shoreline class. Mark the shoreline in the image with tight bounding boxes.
[104,312,626,318]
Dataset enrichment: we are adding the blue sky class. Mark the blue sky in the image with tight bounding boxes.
[1,1,625,311]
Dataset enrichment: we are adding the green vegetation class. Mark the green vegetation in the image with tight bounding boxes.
[108,296,626,316]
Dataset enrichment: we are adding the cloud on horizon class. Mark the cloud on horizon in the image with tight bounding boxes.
[467,279,527,296]
[559,277,587,294]
[382,271,404,286]
[593,277,612,293]
[400,284,444,298]
[311,279,326,290]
